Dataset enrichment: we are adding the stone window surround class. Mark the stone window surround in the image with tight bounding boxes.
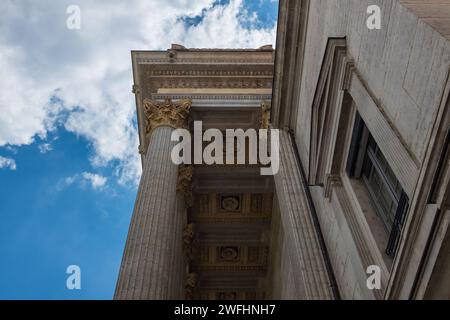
[342,88,416,287]
[346,111,410,259]
[326,96,392,298]
[340,104,398,269]
[340,72,419,270]
[311,38,422,298]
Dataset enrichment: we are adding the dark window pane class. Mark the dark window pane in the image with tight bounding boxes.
[347,112,409,257]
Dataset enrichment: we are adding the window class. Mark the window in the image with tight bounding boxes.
[346,113,409,257]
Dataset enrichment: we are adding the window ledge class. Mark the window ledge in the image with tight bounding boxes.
[341,174,393,271]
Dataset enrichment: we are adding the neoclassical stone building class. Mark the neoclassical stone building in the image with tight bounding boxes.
[115,0,450,300]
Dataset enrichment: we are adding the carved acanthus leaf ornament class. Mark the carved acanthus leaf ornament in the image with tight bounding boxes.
[183,223,195,261]
[177,165,194,208]
[260,101,271,129]
[143,98,191,135]
[185,272,198,300]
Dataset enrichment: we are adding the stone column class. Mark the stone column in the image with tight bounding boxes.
[114,98,191,300]
[165,195,187,299]
[167,165,193,299]
[274,130,334,300]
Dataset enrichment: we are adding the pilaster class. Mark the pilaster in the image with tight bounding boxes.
[274,130,334,299]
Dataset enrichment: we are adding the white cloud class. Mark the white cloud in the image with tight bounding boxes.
[56,175,77,191]
[57,172,107,190]
[38,143,53,154]
[82,172,107,189]
[0,156,17,170]
[0,0,277,185]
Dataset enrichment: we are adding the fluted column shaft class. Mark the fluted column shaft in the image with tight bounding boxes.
[274,130,334,300]
[115,126,179,299]
[167,195,187,299]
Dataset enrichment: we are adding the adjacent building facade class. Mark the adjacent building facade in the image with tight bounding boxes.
[273,0,450,299]
[115,0,450,299]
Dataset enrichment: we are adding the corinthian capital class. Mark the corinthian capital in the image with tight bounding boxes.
[143,98,191,135]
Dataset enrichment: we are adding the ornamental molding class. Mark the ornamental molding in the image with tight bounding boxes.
[137,57,273,65]
[260,101,272,129]
[146,69,273,77]
[183,223,195,261]
[132,84,141,94]
[147,79,273,91]
[151,95,272,102]
[143,98,191,135]
[185,272,198,300]
[177,165,194,208]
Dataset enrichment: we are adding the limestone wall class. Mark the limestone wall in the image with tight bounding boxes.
[295,0,450,170]
[287,0,450,299]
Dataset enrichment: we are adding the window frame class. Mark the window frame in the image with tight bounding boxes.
[346,113,409,257]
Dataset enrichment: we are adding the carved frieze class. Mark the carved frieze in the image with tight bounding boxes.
[137,55,273,65]
[146,78,272,94]
[146,69,273,77]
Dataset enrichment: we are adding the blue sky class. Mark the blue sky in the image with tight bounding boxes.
[0,0,278,299]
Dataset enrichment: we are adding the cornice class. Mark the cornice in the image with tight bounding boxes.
[146,69,273,77]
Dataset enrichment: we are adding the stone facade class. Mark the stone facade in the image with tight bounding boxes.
[273,0,450,299]
[116,0,450,300]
